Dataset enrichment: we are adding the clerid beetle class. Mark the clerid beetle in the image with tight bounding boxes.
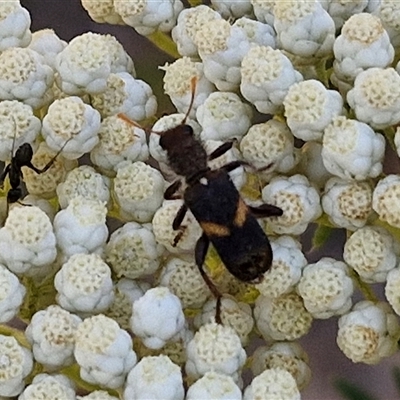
[153,78,283,322]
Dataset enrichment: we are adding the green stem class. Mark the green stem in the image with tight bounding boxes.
[349,269,378,302]
[147,31,180,59]
[0,324,30,348]
[188,0,204,6]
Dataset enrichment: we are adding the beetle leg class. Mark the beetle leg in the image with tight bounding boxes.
[164,180,182,200]
[249,203,283,218]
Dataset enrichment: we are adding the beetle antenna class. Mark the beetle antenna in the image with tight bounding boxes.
[182,76,197,125]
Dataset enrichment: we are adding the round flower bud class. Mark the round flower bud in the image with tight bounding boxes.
[55,32,134,95]
[54,197,108,260]
[114,0,184,36]
[211,0,252,19]
[105,221,164,279]
[0,264,26,323]
[0,100,40,162]
[81,0,123,25]
[385,266,400,317]
[240,120,296,176]
[152,199,202,254]
[326,0,369,29]
[113,161,165,223]
[162,57,215,118]
[284,79,344,141]
[91,72,157,121]
[159,255,211,309]
[75,315,137,389]
[91,115,149,176]
[57,165,110,209]
[42,96,101,159]
[250,0,275,25]
[252,342,311,391]
[131,287,186,349]
[297,257,354,319]
[322,116,385,181]
[196,92,252,142]
[322,178,373,230]
[261,174,322,235]
[243,368,300,400]
[0,47,54,109]
[78,390,120,400]
[254,292,313,341]
[343,226,399,283]
[124,355,184,400]
[194,296,254,345]
[185,322,246,384]
[375,0,400,47]
[274,0,335,58]
[240,45,303,114]
[186,371,242,400]
[171,5,221,57]
[25,305,82,370]
[256,236,307,298]
[0,334,33,397]
[372,174,400,229]
[0,205,57,276]
[54,253,114,315]
[337,301,400,364]
[19,374,75,400]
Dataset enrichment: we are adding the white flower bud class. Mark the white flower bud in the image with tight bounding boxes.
[57,165,110,209]
[343,226,399,283]
[75,315,137,389]
[337,301,400,364]
[274,0,335,58]
[19,374,75,400]
[113,161,165,223]
[233,16,276,47]
[186,371,242,400]
[254,292,313,341]
[194,296,254,345]
[22,142,77,199]
[373,1,400,47]
[0,264,26,323]
[162,57,215,118]
[322,178,373,230]
[21,194,57,222]
[91,72,157,120]
[131,287,185,349]
[256,236,307,298]
[250,0,275,25]
[284,79,344,141]
[186,322,246,384]
[0,206,56,276]
[252,342,311,391]
[348,67,400,129]
[81,0,123,25]
[54,253,114,314]
[372,174,400,229]
[196,92,252,142]
[124,355,184,400]
[261,174,322,235]
[55,32,134,95]
[29,29,66,70]
[25,305,82,370]
[159,255,211,309]
[326,0,369,29]
[211,0,253,19]
[0,100,40,161]
[0,47,54,109]
[78,390,119,400]
[105,221,164,279]
[240,120,296,175]
[297,257,354,319]
[322,116,385,181]
[333,13,394,84]
[91,115,149,176]
[171,5,222,57]
[241,46,303,114]
[0,1,31,51]
[114,0,184,36]
[244,368,300,400]
[42,96,101,159]
[385,266,400,317]
[0,334,33,397]
[54,197,108,259]
[152,199,202,254]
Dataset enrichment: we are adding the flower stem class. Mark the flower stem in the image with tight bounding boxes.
[147,31,180,59]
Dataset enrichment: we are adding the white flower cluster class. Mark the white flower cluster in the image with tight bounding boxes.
[3,0,400,397]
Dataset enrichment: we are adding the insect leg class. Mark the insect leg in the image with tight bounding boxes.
[172,203,188,247]
[220,160,249,174]
[208,141,234,161]
[164,180,182,200]
[0,164,11,187]
[195,233,223,324]
[249,203,283,218]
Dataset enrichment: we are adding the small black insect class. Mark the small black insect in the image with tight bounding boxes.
[0,139,70,205]
[154,78,283,322]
